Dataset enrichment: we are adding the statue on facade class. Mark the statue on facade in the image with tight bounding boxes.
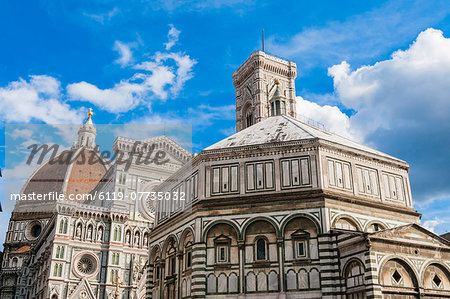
[76,224,82,238]
[97,227,103,241]
[134,233,140,246]
[126,231,131,244]
[87,226,93,240]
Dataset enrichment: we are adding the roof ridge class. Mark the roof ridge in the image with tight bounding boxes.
[282,115,316,139]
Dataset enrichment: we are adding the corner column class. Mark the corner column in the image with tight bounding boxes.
[191,242,206,298]
[145,261,154,299]
[364,251,382,299]
[277,237,285,293]
[318,233,343,298]
[238,240,245,295]
[177,252,183,299]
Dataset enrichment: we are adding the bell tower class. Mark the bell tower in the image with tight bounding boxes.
[233,51,297,132]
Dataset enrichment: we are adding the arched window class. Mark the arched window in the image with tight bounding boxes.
[334,217,359,231]
[11,257,18,268]
[154,257,161,281]
[184,241,193,270]
[54,263,62,277]
[55,246,64,259]
[59,219,64,234]
[423,263,450,291]
[111,269,119,283]
[345,260,365,298]
[380,259,419,297]
[255,238,267,261]
[246,113,253,128]
[366,223,385,232]
[111,253,119,265]
[114,227,119,241]
[167,245,177,276]
[242,102,253,129]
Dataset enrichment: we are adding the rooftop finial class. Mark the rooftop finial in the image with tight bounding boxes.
[88,108,93,118]
[262,29,265,52]
[275,79,280,85]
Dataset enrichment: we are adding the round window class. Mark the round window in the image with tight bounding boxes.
[25,221,42,240]
[74,252,99,277]
[31,225,41,238]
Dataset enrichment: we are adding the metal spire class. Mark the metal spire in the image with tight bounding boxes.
[262,29,265,52]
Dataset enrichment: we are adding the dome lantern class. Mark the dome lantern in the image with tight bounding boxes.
[270,79,287,116]
[73,108,97,150]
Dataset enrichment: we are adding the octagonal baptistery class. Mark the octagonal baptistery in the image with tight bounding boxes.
[146,114,450,299]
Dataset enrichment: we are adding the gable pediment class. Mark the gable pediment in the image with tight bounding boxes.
[68,277,96,299]
[368,224,450,248]
[214,234,231,244]
[291,229,310,239]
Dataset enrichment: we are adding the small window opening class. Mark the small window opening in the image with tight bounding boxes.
[392,270,402,284]
[433,275,442,287]
[256,239,267,260]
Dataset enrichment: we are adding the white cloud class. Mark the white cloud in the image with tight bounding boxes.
[132,104,235,128]
[329,28,450,135]
[52,124,81,147]
[296,96,358,140]
[68,27,196,113]
[83,7,120,24]
[113,41,134,67]
[10,128,33,140]
[6,157,40,181]
[327,28,450,203]
[134,51,196,97]
[266,1,450,68]
[67,79,148,113]
[422,218,444,233]
[0,75,82,124]
[164,24,180,50]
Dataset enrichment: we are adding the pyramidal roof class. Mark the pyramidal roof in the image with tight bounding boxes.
[204,115,404,163]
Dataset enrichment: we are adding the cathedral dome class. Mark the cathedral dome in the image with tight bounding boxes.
[19,110,108,204]
[21,148,108,201]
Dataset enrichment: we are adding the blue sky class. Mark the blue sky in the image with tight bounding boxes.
[0,0,450,235]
